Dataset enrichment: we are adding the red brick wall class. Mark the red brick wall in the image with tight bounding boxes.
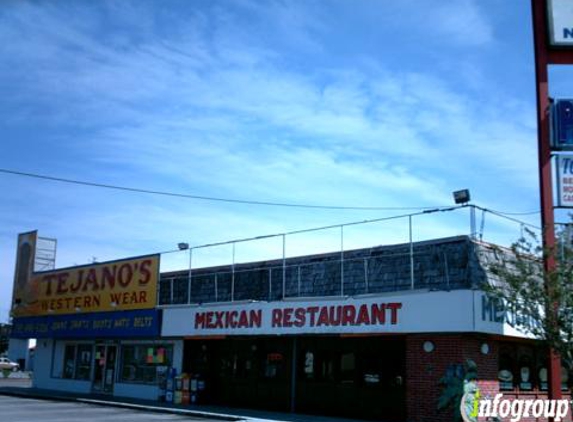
[406,334,498,422]
[406,335,572,422]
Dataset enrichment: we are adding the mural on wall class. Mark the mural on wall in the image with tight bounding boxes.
[437,360,479,422]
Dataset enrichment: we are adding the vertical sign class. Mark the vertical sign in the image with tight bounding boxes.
[552,100,573,149]
[548,0,573,47]
[556,154,573,207]
[11,231,38,315]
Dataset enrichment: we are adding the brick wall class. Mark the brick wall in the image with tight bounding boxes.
[406,335,572,422]
[405,334,498,422]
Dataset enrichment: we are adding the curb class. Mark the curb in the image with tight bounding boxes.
[0,389,243,421]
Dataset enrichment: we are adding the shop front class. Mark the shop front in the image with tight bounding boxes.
[162,289,524,421]
[9,246,185,401]
[11,308,183,400]
[182,335,406,420]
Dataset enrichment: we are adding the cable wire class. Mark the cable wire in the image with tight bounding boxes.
[0,168,446,211]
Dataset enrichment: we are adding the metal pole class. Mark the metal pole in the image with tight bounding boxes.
[188,248,193,304]
[470,205,476,239]
[364,258,369,293]
[340,225,344,296]
[443,251,450,290]
[531,0,561,404]
[282,234,286,299]
[268,268,272,301]
[231,242,236,302]
[214,273,218,302]
[409,215,414,290]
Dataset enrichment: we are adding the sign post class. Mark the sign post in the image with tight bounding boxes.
[531,0,573,411]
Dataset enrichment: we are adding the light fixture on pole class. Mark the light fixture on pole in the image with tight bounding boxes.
[452,189,471,205]
[178,242,189,251]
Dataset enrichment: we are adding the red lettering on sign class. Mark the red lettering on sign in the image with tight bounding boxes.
[341,305,356,325]
[387,302,402,324]
[317,307,330,326]
[294,308,305,327]
[272,309,282,327]
[138,259,152,285]
[195,313,206,329]
[356,304,370,325]
[250,310,262,328]
[56,272,70,295]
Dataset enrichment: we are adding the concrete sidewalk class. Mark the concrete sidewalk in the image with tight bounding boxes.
[0,385,375,422]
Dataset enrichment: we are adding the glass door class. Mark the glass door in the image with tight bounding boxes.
[92,344,117,394]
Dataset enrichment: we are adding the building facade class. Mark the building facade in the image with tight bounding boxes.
[10,234,571,421]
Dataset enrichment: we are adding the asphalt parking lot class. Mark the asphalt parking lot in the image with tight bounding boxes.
[0,395,223,422]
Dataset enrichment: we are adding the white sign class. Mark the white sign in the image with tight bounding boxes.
[556,154,573,207]
[161,290,529,338]
[548,0,573,46]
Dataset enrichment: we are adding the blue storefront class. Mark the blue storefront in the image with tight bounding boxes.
[11,308,183,400]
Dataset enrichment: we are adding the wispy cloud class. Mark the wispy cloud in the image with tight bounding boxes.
[0,0,541,322]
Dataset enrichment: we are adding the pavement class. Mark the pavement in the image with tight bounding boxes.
[0,378,373,422]
[0,395,216,422]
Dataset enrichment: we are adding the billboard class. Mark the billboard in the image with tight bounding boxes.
[548,0,573,47]
[12,254,160,317]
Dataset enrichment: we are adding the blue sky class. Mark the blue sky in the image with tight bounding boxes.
[1,0,571,322]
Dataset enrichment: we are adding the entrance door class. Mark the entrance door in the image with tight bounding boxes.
[92,345,117,394]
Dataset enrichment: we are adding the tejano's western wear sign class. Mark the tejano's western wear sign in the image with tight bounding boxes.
[12,254,159,317]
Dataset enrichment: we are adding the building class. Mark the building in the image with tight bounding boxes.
[9,232,569,422]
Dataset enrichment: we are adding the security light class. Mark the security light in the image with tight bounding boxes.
[453,189,471,205]
[178,242,189,250]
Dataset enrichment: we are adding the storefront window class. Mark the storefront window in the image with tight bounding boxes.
[63,345,76,379]
[263,352,284,379]
[498,345,516,391]
[517,346,534,391]
[61,343,93,380]
[303,351,314,379]
[75,344,93,380]
[498,343,560,392]
[340,353,356,383]
[119,344,173,384]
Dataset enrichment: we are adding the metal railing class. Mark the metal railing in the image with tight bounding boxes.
[157,204,540,306]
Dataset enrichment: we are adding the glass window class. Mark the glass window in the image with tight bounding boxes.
[263,352,284,379]
[63,345,76,379]
[119,345,173,384]
[303,351,314,379]
[75,345,93,380]
[61,343,93,380]
[340,352,356,382]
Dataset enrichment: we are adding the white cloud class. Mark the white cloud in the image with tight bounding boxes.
[0,0,539,322]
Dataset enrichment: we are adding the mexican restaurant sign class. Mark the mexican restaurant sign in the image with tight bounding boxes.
[162,290,533,337]
[12,254,159,317]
